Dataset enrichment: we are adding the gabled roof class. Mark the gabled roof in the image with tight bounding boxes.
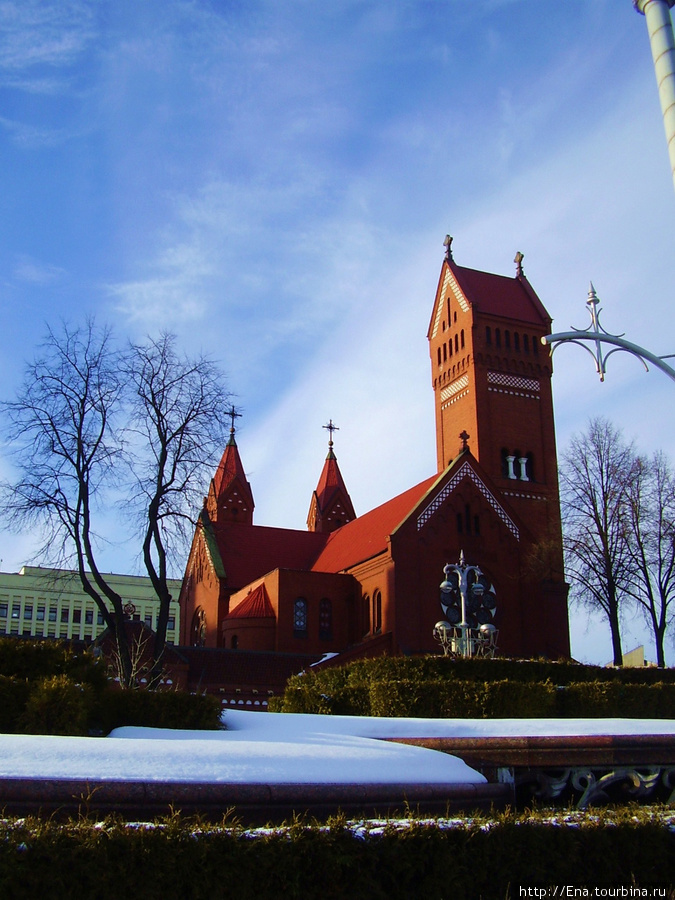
[428,259,551,337]
[307,446,357,532]
[310,474,439,573]
[314,448,352,511]
[212,434,254,510]
[208,520,329,590]
[226,582,275,619]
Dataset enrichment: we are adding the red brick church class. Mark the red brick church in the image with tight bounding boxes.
[179,239,570,663]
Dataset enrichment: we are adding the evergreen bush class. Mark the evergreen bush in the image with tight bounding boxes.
[0,810,673,900]
[0,675,30,732]
[20,675,93,735]
[275,656,675,718]
[95,687,222,733]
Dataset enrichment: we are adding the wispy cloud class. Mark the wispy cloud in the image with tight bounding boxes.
[13,254,65,285]
[0,1,96,75]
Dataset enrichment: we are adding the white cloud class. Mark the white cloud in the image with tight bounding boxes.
[0,1,96,75]
[13,253,65,285]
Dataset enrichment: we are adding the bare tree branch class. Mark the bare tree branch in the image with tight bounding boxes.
[0,320,134,685]
[560,417,635,666]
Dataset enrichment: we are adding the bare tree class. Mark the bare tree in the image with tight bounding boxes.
[0,321,135,686]
[624,451,675,667]
[560,417,635,666]
[1,323,232,689]
[124,333,231,684]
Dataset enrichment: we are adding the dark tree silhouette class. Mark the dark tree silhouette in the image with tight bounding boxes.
[560,417,635,666]
[1,322,232,687]
[124,333,231,684]
[0,321,134,685]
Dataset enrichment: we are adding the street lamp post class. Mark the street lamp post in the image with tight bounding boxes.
[543,285,675,383]
[434,552,498,659]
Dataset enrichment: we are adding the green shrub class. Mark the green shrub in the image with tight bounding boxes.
[0,810,673,900]
[0,637,106,690]
[0,675,30,732]
[559,681,675,718]
[19,674,93,735]
[276,656,675,718]
[94,688,222,734]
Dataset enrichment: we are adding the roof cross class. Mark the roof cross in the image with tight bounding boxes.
[227,405,241,435]
[323,419,339,449]
[459,430,470,451]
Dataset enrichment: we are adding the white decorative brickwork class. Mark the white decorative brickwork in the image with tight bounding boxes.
[430,271,451,338]
[487,371,540,393]
[440,374,468,402]
[417,461,520,539]
[448,271,470,312]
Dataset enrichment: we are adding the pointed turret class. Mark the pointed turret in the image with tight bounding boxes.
[307,420,356,534]
[206,408,254,525]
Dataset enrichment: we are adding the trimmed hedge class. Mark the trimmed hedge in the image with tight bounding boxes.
[0,637,222,734]
[272,655,675,718]
[0,810,673,900]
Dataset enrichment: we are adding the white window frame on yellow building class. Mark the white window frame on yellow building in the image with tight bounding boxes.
[0,566,181,643]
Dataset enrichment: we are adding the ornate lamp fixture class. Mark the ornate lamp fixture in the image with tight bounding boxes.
[543,285,675,383]
[433,553,498,658]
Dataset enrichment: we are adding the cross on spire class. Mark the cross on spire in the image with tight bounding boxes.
[444,234,454,262]
[227,405,241,437]
[459,430,470,451]
[323,419,339,450]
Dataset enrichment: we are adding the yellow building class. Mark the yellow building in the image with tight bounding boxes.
[0,566,181,644]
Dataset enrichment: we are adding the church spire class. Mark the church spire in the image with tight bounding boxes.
[206,406,254,525]
[307,421,356,533]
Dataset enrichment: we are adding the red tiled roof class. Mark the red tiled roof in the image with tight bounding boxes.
[226,582,275,619]
[311,473,439,573]
[315,451,349,509]
[212,436,252,502]
[211,521,329,590]
[449,263,551,327]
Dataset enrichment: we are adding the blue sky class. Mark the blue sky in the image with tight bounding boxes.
[1,0,674,664]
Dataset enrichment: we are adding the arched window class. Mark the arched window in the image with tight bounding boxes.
[460,329,465,349]
[523,333,530,354]
[363,594,371,636]
[514,332,520,352]
[443,342,447,362]
[486,326,492,345]
[437,347,442,366]
[373,590,382,634]
[505,330,511,349]
[454,334,459,353]
[319,598,332,640]
[191,607,206,647]
[293,598,307,636]
[495,328,501,348]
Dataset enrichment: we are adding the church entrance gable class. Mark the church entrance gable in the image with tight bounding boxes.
[415,459,520,540]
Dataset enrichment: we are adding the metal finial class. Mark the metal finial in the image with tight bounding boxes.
[227,405,241,437]
[514,251,524,276]
[543,283,675,384]
[459,430,470,451]
[443,234,454,262]
[323,419,339,450]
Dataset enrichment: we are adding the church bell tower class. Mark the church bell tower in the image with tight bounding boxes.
[427,237,564,571]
